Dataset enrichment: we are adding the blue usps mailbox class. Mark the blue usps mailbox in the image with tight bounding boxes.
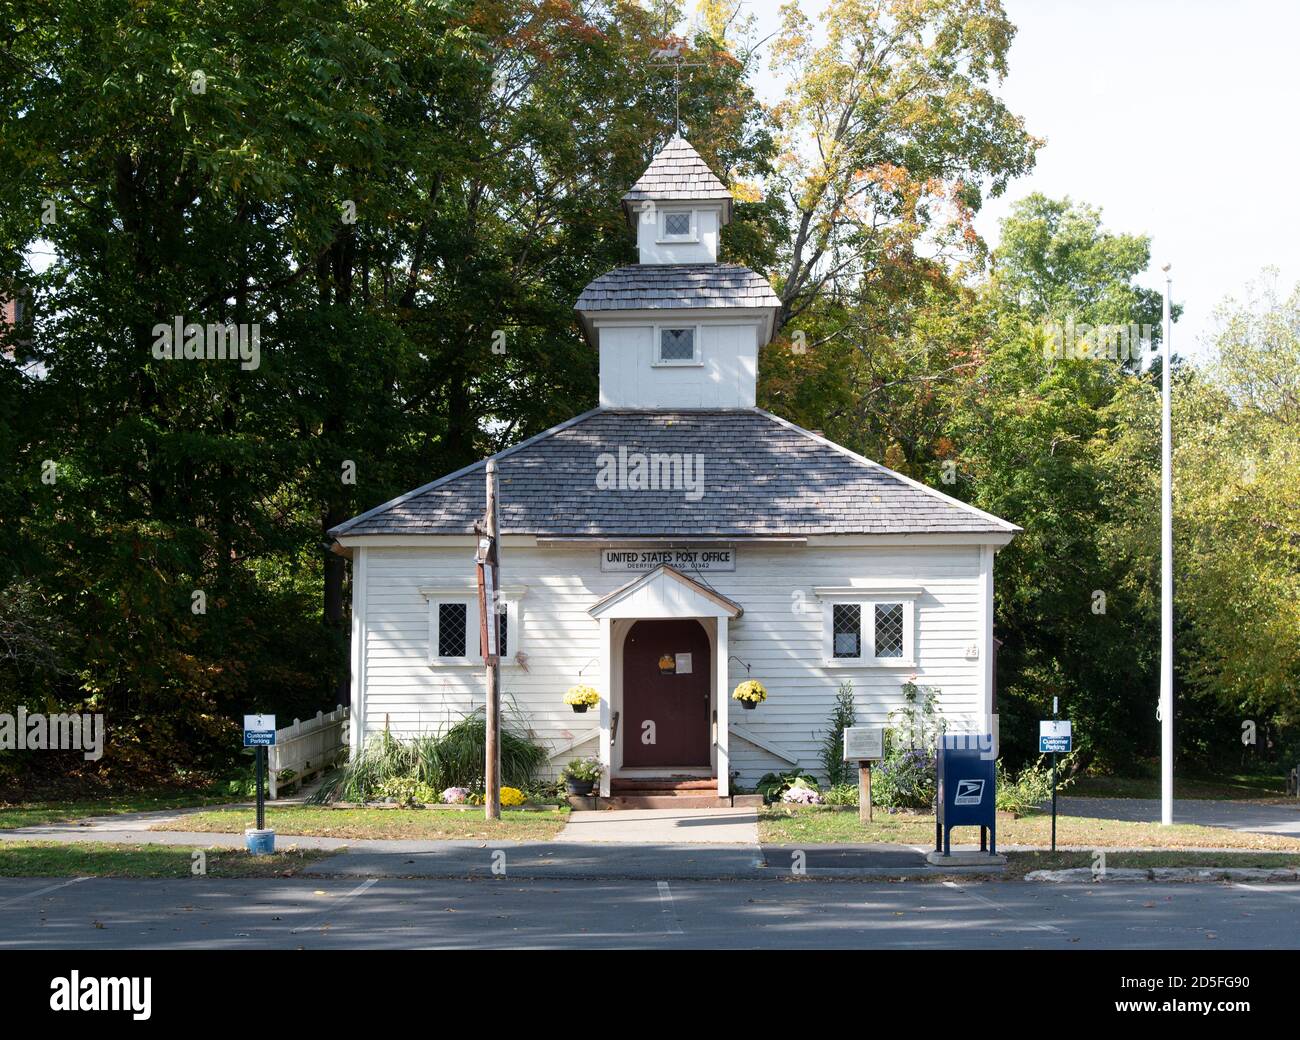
[935,734,997,856]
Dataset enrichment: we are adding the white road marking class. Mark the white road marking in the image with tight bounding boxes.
[656,880,684,934]
[942,880,1064,934]
[0,875,90,910]
[288,877,379,935]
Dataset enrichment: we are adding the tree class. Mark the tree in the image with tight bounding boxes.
[1174,277,1300,720]
[767,0,1040,330]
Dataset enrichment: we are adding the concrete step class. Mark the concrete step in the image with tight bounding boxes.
[597,795,732,809]
[609,777,717,792]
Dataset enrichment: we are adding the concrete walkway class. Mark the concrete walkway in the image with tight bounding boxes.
[1061,796,1300,838]
[558,807,759,844]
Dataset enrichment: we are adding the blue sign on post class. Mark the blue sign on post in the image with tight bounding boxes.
[1039,720,1071,753]
[243,714,276,747]
[935,734,998,856]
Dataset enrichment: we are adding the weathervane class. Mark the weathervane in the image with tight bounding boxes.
[649,45,707,137]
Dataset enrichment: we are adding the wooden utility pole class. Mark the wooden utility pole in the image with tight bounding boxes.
[476,460,501,820]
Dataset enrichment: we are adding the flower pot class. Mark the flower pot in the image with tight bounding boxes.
[565,778,595,797]
[741,700,756,710]
[571,704,588,713]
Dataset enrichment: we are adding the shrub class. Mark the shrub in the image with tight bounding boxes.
[780,777,822,804]
[757,770,819,804]
[376,776,438,806]
[872,746,937,809]
[820,680,857,787]
[823,783,859,806]
[311,709,546,804]
[500,786,525,807]
[871,680,944,810]
[997,754,1075,814]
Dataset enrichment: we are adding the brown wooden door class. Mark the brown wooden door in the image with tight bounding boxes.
[621,619,712,768]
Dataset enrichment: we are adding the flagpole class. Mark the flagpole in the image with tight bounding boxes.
[1160,264,1174,826]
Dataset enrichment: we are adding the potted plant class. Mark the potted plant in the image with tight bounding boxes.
[559,757,602,797]
[732,679,767,711]
[563,684,600,713]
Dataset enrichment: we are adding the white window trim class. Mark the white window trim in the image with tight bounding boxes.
[657,208,698,244]
[419,585,527,668]
[814,586,920,668]
[653,323,703,367]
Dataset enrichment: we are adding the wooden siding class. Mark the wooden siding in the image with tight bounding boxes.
[357,542,990,784]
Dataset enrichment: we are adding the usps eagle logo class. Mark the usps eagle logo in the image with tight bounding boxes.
[954,779,985,806]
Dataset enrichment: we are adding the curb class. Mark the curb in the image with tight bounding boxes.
[1026,866,1300,883]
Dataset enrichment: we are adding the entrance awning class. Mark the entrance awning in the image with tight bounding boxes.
[588,564,743,620]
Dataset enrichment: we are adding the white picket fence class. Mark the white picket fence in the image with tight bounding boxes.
[269,705,350,799]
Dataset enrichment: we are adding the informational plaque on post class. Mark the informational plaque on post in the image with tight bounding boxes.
[842,725,884,761]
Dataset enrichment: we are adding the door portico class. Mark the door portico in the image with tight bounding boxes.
[588,565,743,797]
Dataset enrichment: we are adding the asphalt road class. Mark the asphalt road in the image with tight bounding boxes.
[1,875,1297,949]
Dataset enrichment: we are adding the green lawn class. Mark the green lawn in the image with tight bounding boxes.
[0,789,242,830]
[0,841,329,877]
[759,806,1300,851]
[1069,773,1290,801]
[155,806,570,841]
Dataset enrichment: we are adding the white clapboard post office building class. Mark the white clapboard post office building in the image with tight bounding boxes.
[330,137,1019,801]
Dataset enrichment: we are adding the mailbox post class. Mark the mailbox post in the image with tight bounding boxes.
[842,726,884,822]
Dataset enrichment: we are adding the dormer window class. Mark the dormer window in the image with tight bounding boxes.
[656,325,699,365]
[659,209,697,243]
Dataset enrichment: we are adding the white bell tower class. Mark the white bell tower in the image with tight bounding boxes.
[574,137,780,410]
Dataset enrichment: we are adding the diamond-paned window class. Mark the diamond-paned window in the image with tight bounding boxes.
[874,602,904,658]
[659,327,695,362]
[663,212,692,237]
[438,602,468,658]
[832,603,861,658]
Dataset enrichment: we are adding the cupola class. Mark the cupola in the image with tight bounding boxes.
[576,136,780,410]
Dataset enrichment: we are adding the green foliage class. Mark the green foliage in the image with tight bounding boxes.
[820,680,857,787]
[872,682,943,810]
[311,710,545,804]
[375,776,440,807]
[0,0,779,781]
[996,755,1073,815]
[822,783,859,807]
[756,770,819,805]
[559,758,602,784]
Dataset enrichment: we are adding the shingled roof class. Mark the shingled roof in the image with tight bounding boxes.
[575,264,780,312]
[331,409,1018,539]
[621,136,733,223]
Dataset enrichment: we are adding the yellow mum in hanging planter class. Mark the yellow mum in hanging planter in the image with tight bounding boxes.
[732,679,767,710]
[563,684,600,713]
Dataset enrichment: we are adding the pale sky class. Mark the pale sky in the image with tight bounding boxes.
[741,0,1300,361]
